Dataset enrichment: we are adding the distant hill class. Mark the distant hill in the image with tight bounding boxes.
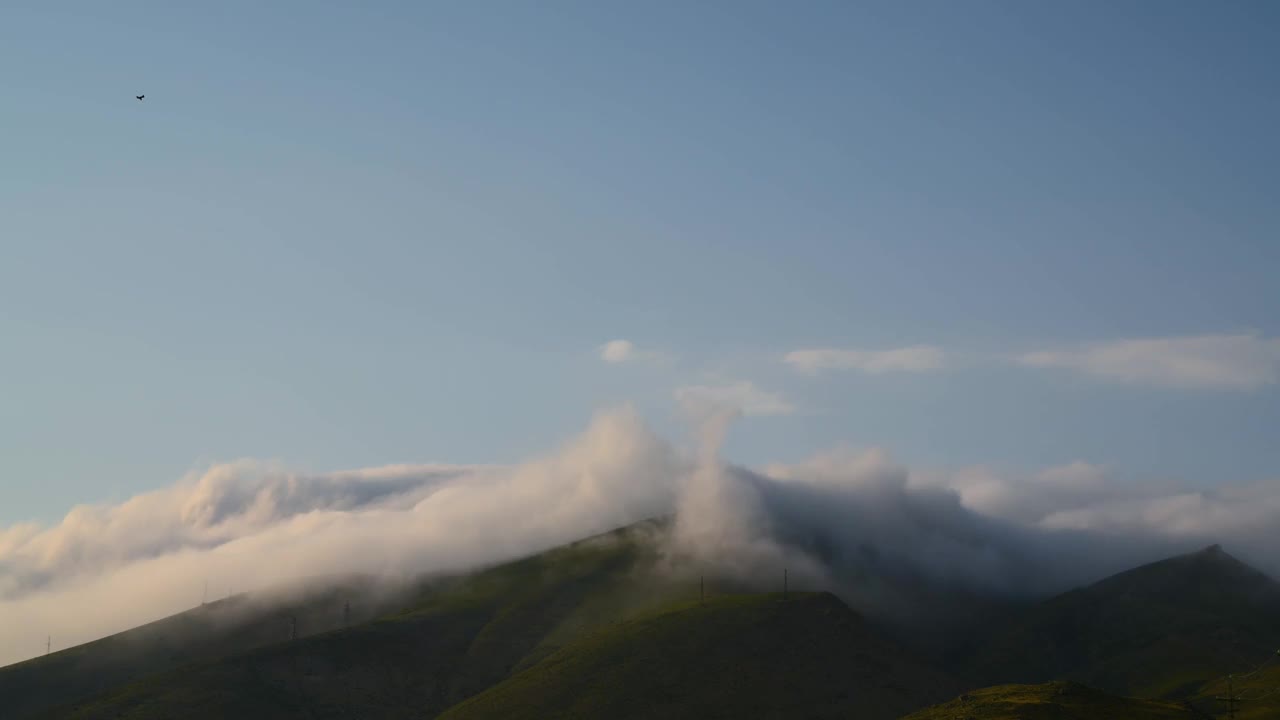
[900,681,1199,720]
[438,592,959,720]
[964,544,1280,698]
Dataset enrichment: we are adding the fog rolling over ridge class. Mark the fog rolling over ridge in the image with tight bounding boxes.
[2,407,1277,667]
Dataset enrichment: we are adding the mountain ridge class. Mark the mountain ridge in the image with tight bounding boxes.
[6,529,1279,719]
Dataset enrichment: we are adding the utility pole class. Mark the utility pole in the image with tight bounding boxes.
[700,575,704,605]
[344,601,351,629]
[289,614,297,641]
[46,636,50,656]
[783,568,788,596]
[202,580,207,606]
[1215,674,1241,720]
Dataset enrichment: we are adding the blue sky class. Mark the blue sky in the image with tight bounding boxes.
[3,1,1278,525]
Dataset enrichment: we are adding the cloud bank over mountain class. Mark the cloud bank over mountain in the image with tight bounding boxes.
[2,408,1277,667]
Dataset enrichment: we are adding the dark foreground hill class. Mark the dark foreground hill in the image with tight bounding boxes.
[439,592,959,720]
[964,544,1280,699]
[901,682,1199,720]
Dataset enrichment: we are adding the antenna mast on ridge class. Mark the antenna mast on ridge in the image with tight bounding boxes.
[1215,675,1241,720]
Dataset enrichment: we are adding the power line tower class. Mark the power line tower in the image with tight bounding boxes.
[289,614,298,642]
[1215,674,1241,720]
[343,601,351,629]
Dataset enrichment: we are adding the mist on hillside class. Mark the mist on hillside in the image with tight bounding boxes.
[2,406,1277,667]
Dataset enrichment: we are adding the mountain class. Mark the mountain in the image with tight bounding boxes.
[438,592,959,720]
[28,522,961,720]
[964,544,1280,698]
[12,528,1277,719]
[901,681,1200,720]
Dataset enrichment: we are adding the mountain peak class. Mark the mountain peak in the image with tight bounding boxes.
[966,544,1280,697]
[1090,543,1275,596]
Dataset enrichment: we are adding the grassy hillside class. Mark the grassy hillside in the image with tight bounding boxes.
[1188,656,1280,720]
[41,523,692,719]
[0,575,418,719]
[439,592,959,720]
[964,545,1280,698]
[900,682,1199,720]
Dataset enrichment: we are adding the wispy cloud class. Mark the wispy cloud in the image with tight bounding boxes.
[674,381,795,418]
[598,339,669,366]
[784,346,946,375]
[1017,333,1280,390]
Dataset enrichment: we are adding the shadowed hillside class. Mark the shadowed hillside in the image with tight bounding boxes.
[438,592,959,720]
[965,545,1280,698]
[1189,656,1280,719]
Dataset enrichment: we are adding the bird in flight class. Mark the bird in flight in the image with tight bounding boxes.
[136,95,145,101]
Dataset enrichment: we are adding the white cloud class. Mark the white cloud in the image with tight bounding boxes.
[0,409,683,667]
[1017,333,1280,389]
[674,381,795,418]
[600,339,636,363]
[1039,482,1280,538]
[598,339,668,366]
[929,461,1121,524]
[784,346,946,375]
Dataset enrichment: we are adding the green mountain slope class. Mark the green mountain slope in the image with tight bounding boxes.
[439,592,959,720]
[41,523,691,719]
[965,545,1280,698]
[900,682,1199,720]
[0,575,417,720]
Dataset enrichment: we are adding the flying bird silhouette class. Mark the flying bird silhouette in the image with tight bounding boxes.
[136,95,144,101]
